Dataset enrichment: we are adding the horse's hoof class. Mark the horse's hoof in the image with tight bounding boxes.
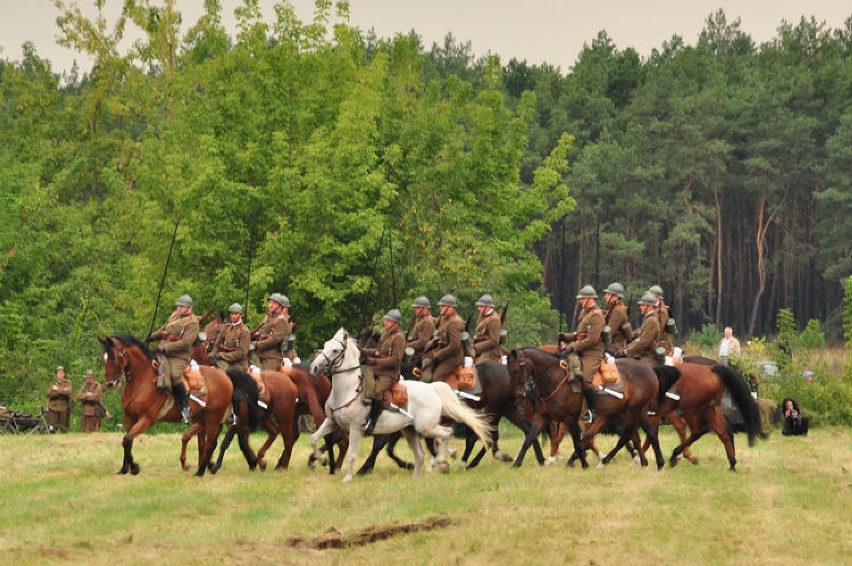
[670,457,679,468]
[447,448,458,460]
[116,468,128,475]
[687,457,699,465]
[258,459,267,471]
[319,455,329,466]
[595,461,605,470]
[457,460,468,471]
[544,457,557,466]
[130,465,140,475]
[438,461,450,474]
[494,451,513,463]
[342,475,353,483]
[632,455,641,466]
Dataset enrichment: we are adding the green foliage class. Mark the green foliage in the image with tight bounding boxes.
[686,323,723,350]
[844,275,852,347]
[761,365,852,426]
[797,319,826,350]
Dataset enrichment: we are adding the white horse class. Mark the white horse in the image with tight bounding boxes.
[309,328,493,482]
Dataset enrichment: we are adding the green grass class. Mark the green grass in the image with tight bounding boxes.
[1,424,850,565]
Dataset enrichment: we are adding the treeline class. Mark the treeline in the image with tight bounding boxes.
[0,2,850,407]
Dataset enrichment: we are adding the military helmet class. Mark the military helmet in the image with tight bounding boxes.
[475,294,494,307]
[648,285,664,299]
[638,292,658,306]
[383,309,403,324]
[575,285,598,299]
[604,282,625,298]
[438,294,458,307]
[268,293,290,307]
[56,366,65,372]
[84,369,95,378]
[412,296,431,308]
[229,303,244,314]
[175,294,194,307]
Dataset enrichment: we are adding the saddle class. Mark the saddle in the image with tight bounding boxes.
[382,382,409,408]
[591,360,625,394]
[454,366,476,390]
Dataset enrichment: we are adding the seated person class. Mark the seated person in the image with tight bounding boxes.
[781,397,809,436]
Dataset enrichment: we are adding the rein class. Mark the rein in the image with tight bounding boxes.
[319,334,366,415]
[106,344,153,387]
[519,349,572,405]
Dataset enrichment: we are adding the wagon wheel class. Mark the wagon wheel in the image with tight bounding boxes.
[0,419,17,435]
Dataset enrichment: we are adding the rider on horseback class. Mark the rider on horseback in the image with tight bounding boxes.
[361,309,406,435]
[602,282,633,351]
[426,294,465,383]
[558,285,604,411]
[210,303,250,372]
[617,292,662,366]
[406,296,436,356]
[148,294,198,423]
[253,293,292,371]
[473,294,502,363]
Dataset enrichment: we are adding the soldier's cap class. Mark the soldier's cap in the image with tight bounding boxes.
[383,309,403,324]
[84,370,95,378]
[438,294,458,307]
[475,294,494,307]
[175,294,194,307]
[638,292,658,306]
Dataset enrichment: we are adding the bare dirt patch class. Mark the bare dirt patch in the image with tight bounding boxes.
[286,516,452,549]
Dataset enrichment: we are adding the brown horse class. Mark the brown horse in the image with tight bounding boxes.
[653,362,765,471]
[100,334,257,476]
[508,347,664,469]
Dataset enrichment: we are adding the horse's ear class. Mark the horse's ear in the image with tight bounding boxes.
[98,336,107,346]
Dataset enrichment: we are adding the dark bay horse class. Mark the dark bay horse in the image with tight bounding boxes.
[100,334,257,476]
[654,362,765,471]
[508,347,664,470]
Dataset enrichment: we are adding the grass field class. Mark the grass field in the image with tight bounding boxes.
[1,423,850,565]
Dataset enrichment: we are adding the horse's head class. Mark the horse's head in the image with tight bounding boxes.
[100,334,152,388]
[311,328,358,376]
[505,349,531,398]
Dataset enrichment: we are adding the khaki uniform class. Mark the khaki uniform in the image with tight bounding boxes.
[211,322,250,372]
[571,306,604,388]
[76,380,104,432]
[406,314,436,355]
[362,329,405,398]
[432,313,465,383]
[473,310,502,363]
[47,378,72,429]
[657,302,673,352]
[254,313,291,371]
[604,302,633,351]
[151,311,200,385]
[625,311,662,367]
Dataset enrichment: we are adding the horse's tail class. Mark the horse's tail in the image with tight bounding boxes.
[713,365,766,446]
[653,365,682,406]
[226,369,260,431]
[286,368,326,428]
[431,381,494,449]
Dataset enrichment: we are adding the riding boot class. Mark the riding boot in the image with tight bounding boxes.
[582,385,597,422]
[173,382,192,424]
[364,399,383,436]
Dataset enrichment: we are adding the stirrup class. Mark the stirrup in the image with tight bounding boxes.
[180,407,191,424]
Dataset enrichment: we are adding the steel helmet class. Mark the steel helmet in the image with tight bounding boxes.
[604,282,625,298]
[268,293,290,307]
[475,294,494,307]
[648,285,664,299]
[438,294,457,307]
[575,285,598,299]
[638,292,658,306]
[229,303,244,314]
[84,370,95,378]
[383,309,402,324]
[175,294,194,307]
[411,296,431,308]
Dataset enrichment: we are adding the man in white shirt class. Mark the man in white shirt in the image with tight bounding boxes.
[718,327,741,365]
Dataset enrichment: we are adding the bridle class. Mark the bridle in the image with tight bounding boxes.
[514,348,572,404]
[104,341,152,387]
[317,335,361,377]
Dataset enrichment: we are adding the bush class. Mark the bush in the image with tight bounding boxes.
[797,319,826,350]
[687,323,723,351]
[761,362,852,426]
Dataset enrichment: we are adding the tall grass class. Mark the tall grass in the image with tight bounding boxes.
[1,425,850,565]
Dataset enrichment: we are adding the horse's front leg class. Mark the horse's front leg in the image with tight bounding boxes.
[120,416,154,475]
[513,414,546,468]
[310,417,335,460]
[344,423,364,482]
[180,422,202,471]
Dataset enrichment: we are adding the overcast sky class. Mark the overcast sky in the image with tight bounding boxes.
[1,1,849,74]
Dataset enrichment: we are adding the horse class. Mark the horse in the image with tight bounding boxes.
[396,354,541,470]
[654,362,765,471]
[508,347,664,470]
[100,334,258,476]
[309,328,494,482]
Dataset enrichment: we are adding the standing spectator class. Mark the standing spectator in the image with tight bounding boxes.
[47,366,72,432]
[718,327,742,366]
[76,370,104,432]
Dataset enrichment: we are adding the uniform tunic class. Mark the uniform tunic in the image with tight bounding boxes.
[406,314,436,355]
[604,302,633,351]
[361,329,405,397]
[625,311,662,367]
[47,378,72,429]
[572,306,604,387]
[211,322,251,372]
[254,313,291,371]
[76,380,104,432]
[432,313,465,383]
[473,311,502,363]
[151,311,200,385]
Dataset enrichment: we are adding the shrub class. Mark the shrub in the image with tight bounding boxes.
[687,323,723,351]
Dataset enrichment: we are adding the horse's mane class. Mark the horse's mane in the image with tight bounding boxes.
[112,334,153,359]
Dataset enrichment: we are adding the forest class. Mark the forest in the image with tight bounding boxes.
[0,1,850,406]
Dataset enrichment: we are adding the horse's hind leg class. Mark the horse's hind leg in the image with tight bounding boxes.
[255,420,279,471]
[402,427,425,478]
[196,423,222,477]
[637,410,664,470]
[357,434,390,476]
[275,417,296,470]
[385,432,415,470]
[707,406,737,471]
[209,424,236,474]
[181,423,202,471]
